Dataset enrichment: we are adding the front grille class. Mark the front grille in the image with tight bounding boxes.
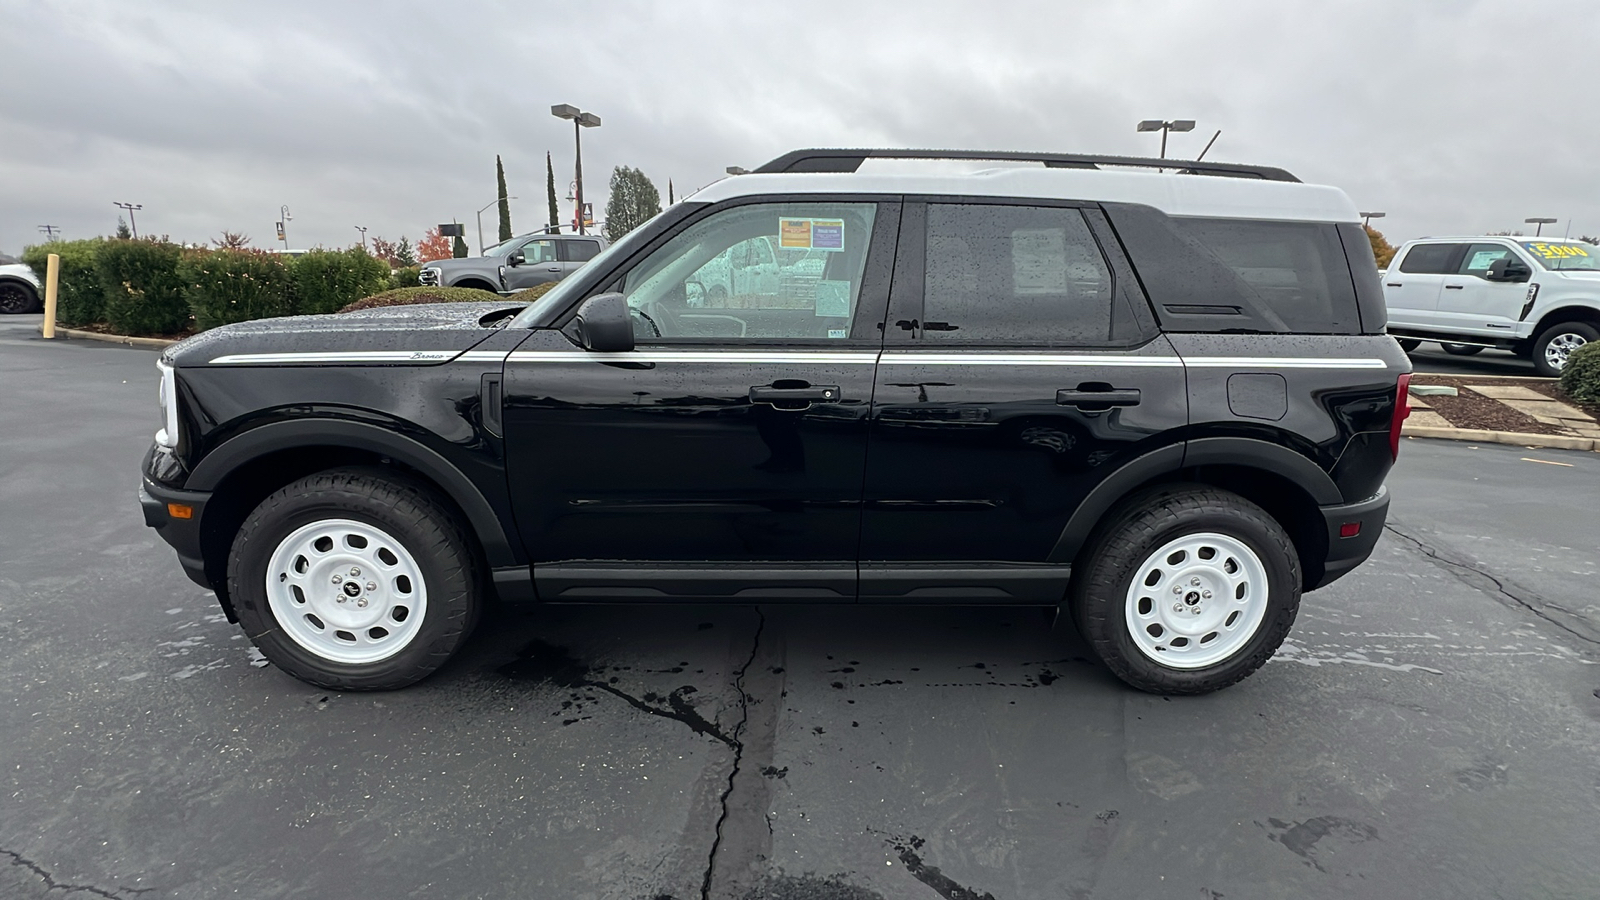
[418,268,440,285]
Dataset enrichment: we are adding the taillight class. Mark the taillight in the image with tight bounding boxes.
[1390,373,1412,460]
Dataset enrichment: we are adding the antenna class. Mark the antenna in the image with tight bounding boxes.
[1195,130,1222,162]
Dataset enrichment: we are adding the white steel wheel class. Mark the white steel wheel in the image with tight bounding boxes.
[1124,532,1270,669]
[1544,332,1588,372]
[265,518,428,665]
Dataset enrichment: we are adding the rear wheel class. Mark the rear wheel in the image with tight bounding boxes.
[1396,339,1421,353]
[1071,485,1301,695]
[1441,343,1484,356]
[228,468,480,690]
[1532,322,1598,377]
[0,281,39,314]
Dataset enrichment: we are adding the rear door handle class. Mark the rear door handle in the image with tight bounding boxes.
[1056,388,1141,409]
[750,384,841,408]
[1386,282,1403,287]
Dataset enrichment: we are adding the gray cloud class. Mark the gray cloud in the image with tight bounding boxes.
[3,0,1596,255]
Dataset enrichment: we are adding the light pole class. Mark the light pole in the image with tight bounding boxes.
[277,206,292,250]
[475,195,518,254]
[37,225,61,240]
[1360,211,1386,229]
[1136,119,1196,159]
[354,225,367,250]
[113,202,143,238]
[551,104,601,235]
[1525,217,1557,237]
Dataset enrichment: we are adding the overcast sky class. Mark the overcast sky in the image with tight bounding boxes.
[4,0,1596,256]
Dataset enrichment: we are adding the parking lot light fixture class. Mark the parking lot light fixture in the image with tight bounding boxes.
[1136,119,1196,159]
[552,105,601,235]
[1360,211,1386,228]
[1525,217,1558,237]
[113,201,143,238]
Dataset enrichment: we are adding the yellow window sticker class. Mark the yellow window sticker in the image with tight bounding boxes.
[778,218,846,251]
[779,218,813,249]
[1523,242,1590,260]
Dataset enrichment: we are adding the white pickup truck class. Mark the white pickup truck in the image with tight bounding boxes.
[1383,236,1600,375]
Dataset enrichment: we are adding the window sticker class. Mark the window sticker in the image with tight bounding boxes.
[827,328,850,339]
[814,280,851,317]
[1522,242,1589,260]
[1011,228,1069,295]
[1467,250,1505,270]
[810,219,845,251]
[779,218,813,249]
[778,218,846,251]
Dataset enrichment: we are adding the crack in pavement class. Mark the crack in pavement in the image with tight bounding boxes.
[0,848,152,899]
[700,609,767,900]
[1384,521,1600,647]
[886,836,999,900]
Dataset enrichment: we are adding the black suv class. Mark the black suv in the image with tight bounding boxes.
[140,149,1410,695]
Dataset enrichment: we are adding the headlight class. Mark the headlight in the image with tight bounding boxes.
[155,359,179,449]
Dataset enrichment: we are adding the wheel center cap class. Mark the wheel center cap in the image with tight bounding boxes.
[342,581,362,598]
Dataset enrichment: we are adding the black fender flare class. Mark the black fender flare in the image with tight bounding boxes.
[185,418,521,568]
[1047,437,1341,564]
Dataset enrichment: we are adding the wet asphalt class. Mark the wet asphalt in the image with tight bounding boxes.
[3,315,1599,900]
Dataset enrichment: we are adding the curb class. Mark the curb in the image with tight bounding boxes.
[1401,422,1597,452]
[42,325,177,350]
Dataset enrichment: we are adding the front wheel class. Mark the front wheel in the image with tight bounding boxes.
[228,468,481,690]
[1532,322,1598,377]
[0,282,39,314]
[1441,343,1484,356]
[1070,486,1301,695]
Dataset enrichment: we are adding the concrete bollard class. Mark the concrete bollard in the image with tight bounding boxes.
[42,253,60,339]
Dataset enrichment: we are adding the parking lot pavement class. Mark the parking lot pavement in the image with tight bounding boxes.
[3,331,1599,900]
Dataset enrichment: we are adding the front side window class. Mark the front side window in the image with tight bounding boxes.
[1458,243,1519,278]
[921,204,1116,344]
[1398,243,1459,274]
[620,202,877,341]
[522,240,558,264]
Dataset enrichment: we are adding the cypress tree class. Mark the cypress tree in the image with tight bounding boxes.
[496,155,512,242]
[546,152,560,233]
[452,234,468,258]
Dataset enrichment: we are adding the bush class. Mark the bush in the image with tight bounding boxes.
[290,248,390,316]
[1559,341,1600,403]
[97,239,189,336]
[22,239,105,326]
[507,282,560,303]
[389,265,421,291]
[338,286,503,313]
[182,249,293,330]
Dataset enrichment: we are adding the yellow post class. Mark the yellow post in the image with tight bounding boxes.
[42,253,60,339]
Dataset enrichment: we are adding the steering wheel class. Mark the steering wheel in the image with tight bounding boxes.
[629,304,661,338]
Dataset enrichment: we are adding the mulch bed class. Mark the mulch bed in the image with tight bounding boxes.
[63,321,195,342]
[1407,374,1567,435]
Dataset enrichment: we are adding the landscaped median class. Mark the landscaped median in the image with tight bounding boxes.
[1403,347,1600,451]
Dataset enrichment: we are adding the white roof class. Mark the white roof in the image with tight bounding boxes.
[690,167,1361,224]
[1409,235,1587,244]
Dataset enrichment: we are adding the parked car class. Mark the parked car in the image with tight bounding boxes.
[685,235,829,309]
[139,148,1408,695]
[0,253,43,314]
[1383,236,1600,375]
[419,232,608,294]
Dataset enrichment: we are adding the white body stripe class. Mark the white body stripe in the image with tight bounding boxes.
[209,350,457,365]
[1181,357,1387,369]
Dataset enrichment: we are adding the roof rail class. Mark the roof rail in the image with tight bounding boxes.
[752,148,1300,183]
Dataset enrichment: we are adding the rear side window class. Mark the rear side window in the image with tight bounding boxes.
[1398,243,1458,274]
[563,240,602,262]
[921,204,1122,344]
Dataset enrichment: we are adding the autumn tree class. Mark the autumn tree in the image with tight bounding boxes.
[546,151,560,233]
[1366,225,1398,269]
[496,155,513,242]
[604,165,662,241]
[416,228,452,263]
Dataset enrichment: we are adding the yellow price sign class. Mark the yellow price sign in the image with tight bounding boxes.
[1523,242,1590,260]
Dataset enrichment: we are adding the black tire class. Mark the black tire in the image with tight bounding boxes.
[1396,339,1421,353]
[228,467,481,691]
[0,281,39,314]
[1441,343,1484,356]
[1531,321,1599,377]
[1070,485,1301,695]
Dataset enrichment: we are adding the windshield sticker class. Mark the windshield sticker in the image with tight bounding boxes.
[827,328,850,339]
[1522,242,1590,260]
[778,218,845,251]
[814,280,851,317]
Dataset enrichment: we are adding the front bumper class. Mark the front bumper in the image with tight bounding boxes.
[1309,486,1390,590]
[140,477,214,593]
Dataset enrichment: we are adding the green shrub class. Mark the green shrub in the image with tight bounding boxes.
[290,248,390,316]
[182,249,293,330]
[389,265,421,291]
[1559,341,1600,403]
[507,282,559,303]
[97,239,189,336]
[338,286,502,313]
[22,239,105,326]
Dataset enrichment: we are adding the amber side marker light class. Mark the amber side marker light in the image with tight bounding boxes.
[167,503,194,520]
[1338,522,1362,538]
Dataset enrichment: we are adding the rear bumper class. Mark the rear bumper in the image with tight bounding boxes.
[140,477,214,592]
[1310,486,1389,590]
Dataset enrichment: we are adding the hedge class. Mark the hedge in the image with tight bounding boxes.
[389,265,421,291]
[23,239,104,326]
[1559,341,1600,403]
[97,239,189,335]
[339,286,502,313]
[290,248,390,316]
[182,249,293,330]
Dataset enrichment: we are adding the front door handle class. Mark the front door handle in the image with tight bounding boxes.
[1056,388,1141,409]
[1444,284,1464,290]
[546,266,562,272]
[750,384,841,409]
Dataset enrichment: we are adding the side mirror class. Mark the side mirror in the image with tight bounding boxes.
[1487,258,1531,283]
[569,293,634,353]
[507,250,525,267]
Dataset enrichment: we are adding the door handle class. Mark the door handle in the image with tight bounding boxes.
[546,266,562,272]
[1056,388,1141,409]
[1444,284,1464,290]
[1386,282,1403,287]
[750,384,841,409]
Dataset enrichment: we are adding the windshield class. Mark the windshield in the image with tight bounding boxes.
[509,212,671,327]
[1521,241,1600,271]
[481,236,528,258]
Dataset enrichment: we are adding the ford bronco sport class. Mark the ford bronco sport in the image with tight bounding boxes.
[140,148,1410,695]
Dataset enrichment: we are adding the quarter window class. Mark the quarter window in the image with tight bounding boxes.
[921,204,1117,344]
[1398,243,1459,274]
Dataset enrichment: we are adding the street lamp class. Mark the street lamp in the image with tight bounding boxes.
[1360,211,1386,228]
[113,202,143,238]
[1136,119,1196,159]
[726,166,750,176]
[354,225,367,250]
[551,104,601,235]
[475,195,518,254]
[1525,217,1558,237]
[277,206,292,250]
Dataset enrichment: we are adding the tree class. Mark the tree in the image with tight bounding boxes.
[546,151,560,233]
[668,179,674,205]
[1579,235,1599,246]
[496,155,512,242]
[452,234,468,258]
[116,217,132,239]
[1365,225,1397,269]
[394,236,417,266]
[417,228,452,263]
[370,236,399,266]
[604,165,662,241]
[212,231,251,249]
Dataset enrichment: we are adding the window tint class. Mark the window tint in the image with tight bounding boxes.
[1398,243,1458,274]
[564,240,601,262]
[620,202,876,341]
[1458,243,1516,277]
[1173,218,1356,333]
[921,204,1116,344]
